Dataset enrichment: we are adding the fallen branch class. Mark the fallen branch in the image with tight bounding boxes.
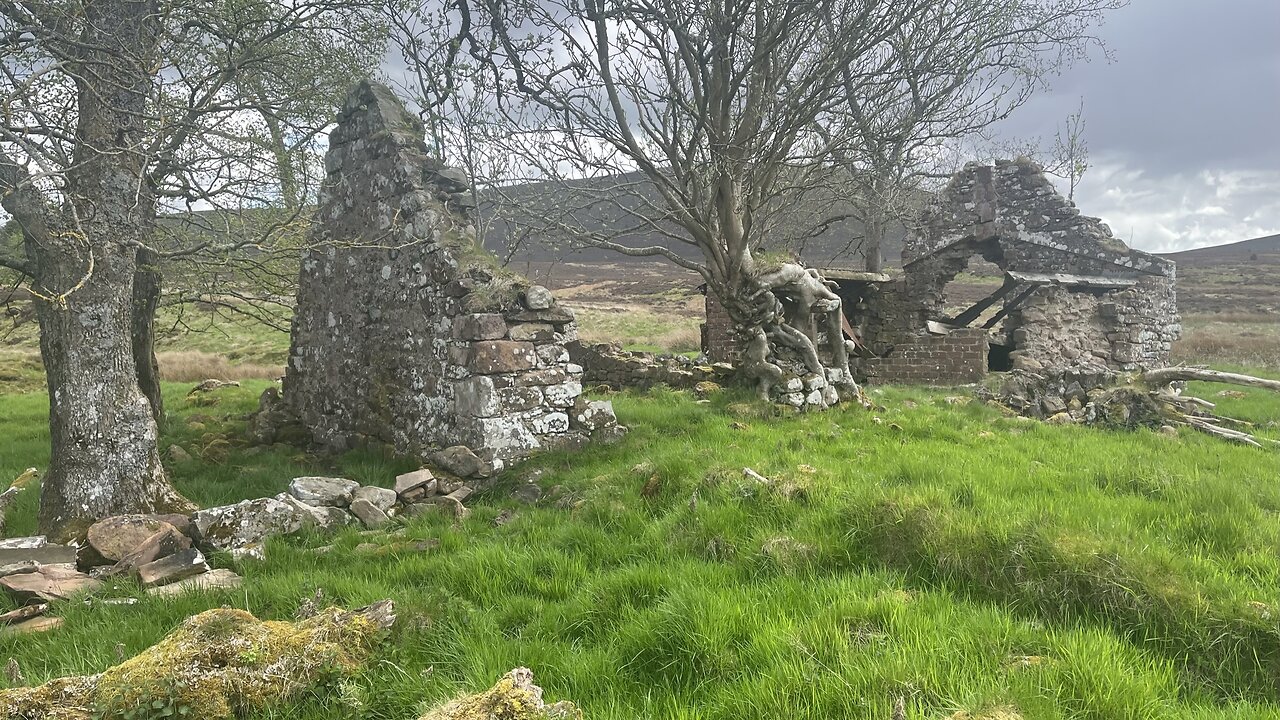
[1143,367,1280,392]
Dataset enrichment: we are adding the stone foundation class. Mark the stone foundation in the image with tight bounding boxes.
[567,341,726,390]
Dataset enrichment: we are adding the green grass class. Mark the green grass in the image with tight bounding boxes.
[3,380,1280,719]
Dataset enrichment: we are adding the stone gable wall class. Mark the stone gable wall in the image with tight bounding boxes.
[906,159,1174,279]
[284,81,619,467]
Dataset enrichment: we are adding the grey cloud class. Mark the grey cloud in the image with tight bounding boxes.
[995,0,1280,251]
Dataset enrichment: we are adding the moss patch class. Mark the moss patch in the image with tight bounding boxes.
[0,604,392,720]
[419,668,580,720]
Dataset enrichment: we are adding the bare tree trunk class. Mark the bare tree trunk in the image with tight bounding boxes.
[1142,367,1280,392]
[24,0,192,540]
[865,213,885,273]
[132,247,164,425]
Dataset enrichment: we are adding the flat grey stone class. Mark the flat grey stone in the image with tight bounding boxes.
[0,564,102,602]
[146,568,242,597]
[288,476,360,507]
[349,498,390,529]
[193,497,306,551]
[353,486,397,513]
[274,492,358,530]
[111,527,193,576]
[0,561,38,579]
[138,549,210,588]
[0,536,45,550]
[395,469,437,500]
[0,545,77,567]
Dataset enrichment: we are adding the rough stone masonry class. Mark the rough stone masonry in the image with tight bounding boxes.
[854,158,1180,384]
[282,81,621,469]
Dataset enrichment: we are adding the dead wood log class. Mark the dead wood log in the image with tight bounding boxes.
[1142,367,1280,392]
[1124,367,1280,446]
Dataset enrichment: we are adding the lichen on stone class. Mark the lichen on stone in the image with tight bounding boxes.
[419,668,580,720]
[0,601,394,720]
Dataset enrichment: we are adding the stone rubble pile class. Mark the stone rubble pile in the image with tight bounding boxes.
[979,367,1118,423]
[1,457,509,633]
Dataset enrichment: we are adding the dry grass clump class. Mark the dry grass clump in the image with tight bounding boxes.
[1172,320,1280,372]
[158,351,283,382]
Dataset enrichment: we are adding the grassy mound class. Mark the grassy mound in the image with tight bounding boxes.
[2,376,1279,719]
[1,603,393,720]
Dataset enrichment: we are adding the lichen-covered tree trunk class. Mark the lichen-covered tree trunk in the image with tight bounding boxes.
[25,0,191,540]
[32,237,191,540]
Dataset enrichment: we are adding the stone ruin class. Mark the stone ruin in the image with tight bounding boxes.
[872,158,1180,376]
[695,158,1182,389]
[275,81,621,471]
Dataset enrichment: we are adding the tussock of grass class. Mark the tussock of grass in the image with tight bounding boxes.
[3,379,1280,718]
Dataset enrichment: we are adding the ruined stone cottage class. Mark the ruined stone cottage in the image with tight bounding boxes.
[281,81,620,469]
[702,159,1181,385]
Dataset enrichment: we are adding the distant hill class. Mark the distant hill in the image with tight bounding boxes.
[1160,234,1280,267]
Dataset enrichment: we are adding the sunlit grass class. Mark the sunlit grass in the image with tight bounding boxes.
[3,377,1280,718]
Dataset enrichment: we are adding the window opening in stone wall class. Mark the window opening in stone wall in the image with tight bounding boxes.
[988,342,1015,371]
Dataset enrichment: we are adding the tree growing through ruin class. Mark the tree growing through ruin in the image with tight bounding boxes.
[1046,98,1091,201]
[0,0,383,538]
[401,0,1127,401]
[397,0,948,403]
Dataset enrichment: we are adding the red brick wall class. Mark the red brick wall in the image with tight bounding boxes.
[703,292,741,363]
[861,328,989,385]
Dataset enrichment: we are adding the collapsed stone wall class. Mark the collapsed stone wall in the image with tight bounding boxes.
[283,81,619,468]
[567,341,725,390]
[861,158,1180,379]
[906,159,1165,274]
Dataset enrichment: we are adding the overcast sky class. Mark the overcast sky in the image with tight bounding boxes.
[998,0,1280,253]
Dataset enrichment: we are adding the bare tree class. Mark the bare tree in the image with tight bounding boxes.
[1046,98,1090,201]
[0,0,383,538]
[821,0,1124,271]
[403,0,966,403]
